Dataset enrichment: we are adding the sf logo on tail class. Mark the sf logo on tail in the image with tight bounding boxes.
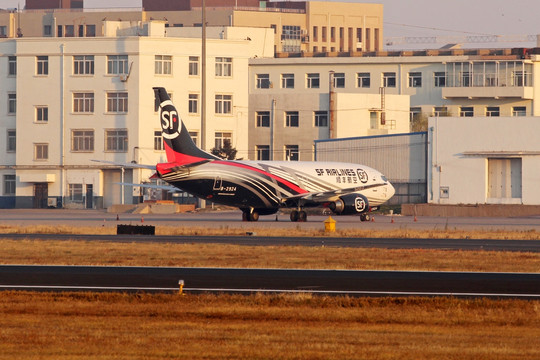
[160,100,181,140]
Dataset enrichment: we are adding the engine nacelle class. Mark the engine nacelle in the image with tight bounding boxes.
[329,194,369,215]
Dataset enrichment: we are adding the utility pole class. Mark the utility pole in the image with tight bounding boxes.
[328,70,335,138]
[201,0,206,152]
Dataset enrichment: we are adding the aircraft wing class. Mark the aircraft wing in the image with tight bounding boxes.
[282,183,386,204]
[91,159,156,170]
[116,182,179,192]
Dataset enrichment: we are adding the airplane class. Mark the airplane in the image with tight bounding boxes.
[149,87,395,222]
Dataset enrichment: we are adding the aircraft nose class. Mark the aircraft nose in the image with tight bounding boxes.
[387,181,395,199]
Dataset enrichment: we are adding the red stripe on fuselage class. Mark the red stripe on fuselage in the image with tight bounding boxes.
[213,160,308,195]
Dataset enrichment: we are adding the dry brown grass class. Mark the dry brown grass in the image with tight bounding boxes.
[0,292,538,360]
[2,223,540,240]
[0,239,538,272]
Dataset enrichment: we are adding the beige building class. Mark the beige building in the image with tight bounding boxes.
[0,22,272,208]
[0,1,383,53]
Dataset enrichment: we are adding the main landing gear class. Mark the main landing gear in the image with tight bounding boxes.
[290,209,307,222]
[242,209,259,222]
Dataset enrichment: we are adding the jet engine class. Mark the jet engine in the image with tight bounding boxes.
[329,193,369,215]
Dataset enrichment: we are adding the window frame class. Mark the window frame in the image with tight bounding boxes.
[105,129,128,152]
[256,111,270,127]
[256,145,270,161]
[8,56,16,76]
[155,55,172,75]
[382,72,396,88]
[73,92,94,113]
[71,129,95,152]
[314,111,328,127]
[107,55,128,75]
[357,72,371,88]
[6,129,16,152]
[215,94,232,115]
[8,93,16,114]
[333,72,345,88]
[434,71,446,87]
[189,56,199,76]
[408,72,422,88]
[73,55,94,75]
[188,93,199,114]
[306,73,320,89]
[3,174,15,196]
[281,73,295,89]
[285,111,299,127]
[106,92,128,113]
[215,57,232,77]
[34,143,49,160]
[285,145,299,161]
[256,74,270,89]
[36,56,49,76]
[36,106,49,123]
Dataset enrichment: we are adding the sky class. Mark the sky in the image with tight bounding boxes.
[2,0,539,48]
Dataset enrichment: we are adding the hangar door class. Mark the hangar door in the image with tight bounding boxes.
[487,158,522,199]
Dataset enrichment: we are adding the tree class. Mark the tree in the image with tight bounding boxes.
[410,113,428,132]
[211,140,238,160]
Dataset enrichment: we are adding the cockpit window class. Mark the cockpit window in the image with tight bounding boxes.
[381,175,388,182]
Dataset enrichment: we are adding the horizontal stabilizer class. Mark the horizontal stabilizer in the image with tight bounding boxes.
[91,159,156,170]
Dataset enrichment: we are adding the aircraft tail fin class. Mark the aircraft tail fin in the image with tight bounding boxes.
[153,87,217,163]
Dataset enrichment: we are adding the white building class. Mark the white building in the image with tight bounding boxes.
[428,116,540,205]
[0,22,273,208]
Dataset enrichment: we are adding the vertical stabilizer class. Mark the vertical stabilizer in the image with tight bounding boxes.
[153,87,217,163]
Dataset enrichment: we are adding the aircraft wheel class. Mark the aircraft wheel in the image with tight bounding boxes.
[249,211,260,222]
[242,211,249,221]
[360,213,370,222]
[298,210,307,222]
[290,210,299,222]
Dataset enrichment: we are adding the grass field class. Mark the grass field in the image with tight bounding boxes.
[0,226,538,359]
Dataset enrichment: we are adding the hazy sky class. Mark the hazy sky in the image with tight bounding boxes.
[2,0,539,47]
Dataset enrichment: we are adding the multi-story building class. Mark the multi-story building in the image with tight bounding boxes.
[0,0,384,53]
[0,22,273,208]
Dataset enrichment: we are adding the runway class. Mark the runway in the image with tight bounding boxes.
[0,265,538,299]
[0,233,539,252]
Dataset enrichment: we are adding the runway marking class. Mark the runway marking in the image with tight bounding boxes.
[1,285,538,299]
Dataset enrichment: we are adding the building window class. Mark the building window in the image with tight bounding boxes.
[188,94,199,114]
[189,56,199,76]
[8,56,16,76]
[36,56,49,75]
[357,72,370,88]
[460,106,474,117]
[285,145,299,161]
[105,129,128,152]
[73,93,94,113]
[7,130,15,152]
[256,111,270,127]
[72,130,94,152]
[285,111,299,127]
[107,55,128,75]
[215,57,232,77]
[333,72,345,88]
[434,72,446,87]
[65,25,74,37]
[486,106,500,117]
[155,55,172,75]
[314,111,328,127]
[322,26,327,42]
[307,73,320,89]
[86,25,96,37]
[512,106,527,116]
[36,106,48,123]
[256,145,270,160]
[57,25,63,37]
[281,73,294,89]
[408,72,422,87]
[189,131,199,146]
[68,184,83,202]
[215,94,232,114]
[433,106,449,117]
[312,26,318,42]
[3,175,15,196]
[214,132,232,149]
[383,72,396,88]
[154,130,163,151]
[43,25,52,36]
[330,27,336,42]
[256,74,270,89]
[34,143,48,160]
[8,94,16,114]
[410,107,422,123]
[107,92,128,113]
[73,55,94,75]
[0,26,7,37]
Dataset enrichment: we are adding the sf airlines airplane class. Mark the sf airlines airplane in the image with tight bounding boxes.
[149,87,394,222]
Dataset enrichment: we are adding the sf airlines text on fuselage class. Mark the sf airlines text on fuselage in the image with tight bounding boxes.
[315,168,369,183]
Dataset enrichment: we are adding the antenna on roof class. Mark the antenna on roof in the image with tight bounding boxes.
[16,2,22,37]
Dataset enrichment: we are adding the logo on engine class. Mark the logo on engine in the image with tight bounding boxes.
[160,100,181,140]
[355,197,367,212]
[357,169,368,183]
